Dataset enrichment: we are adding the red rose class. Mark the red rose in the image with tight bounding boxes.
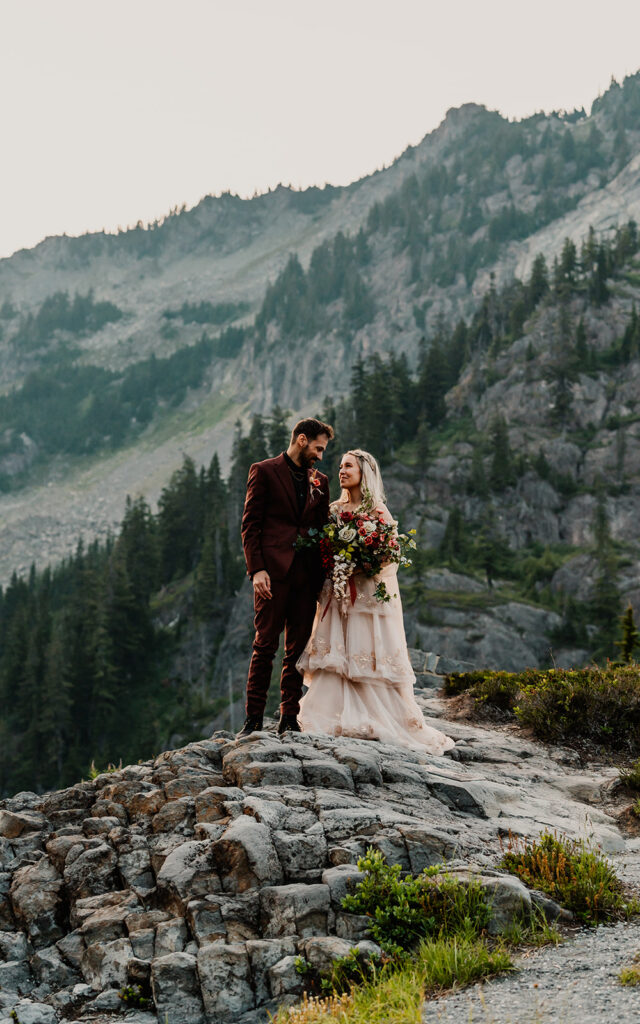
[358,527,367,536]
[365,536,374,546]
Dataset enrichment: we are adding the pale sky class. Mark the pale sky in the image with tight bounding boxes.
[2,0,640,259]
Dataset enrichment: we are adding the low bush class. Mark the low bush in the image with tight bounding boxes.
[619,757,640,791]
[473,673,520,710]
[444,669,520,709]
[500,830,637,925]
[341,848,490,955]
[444,669,496,696]
[444,665,640,753]
[515,666,640,751]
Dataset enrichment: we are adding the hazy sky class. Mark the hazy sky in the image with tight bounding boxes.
[2,0,640,259]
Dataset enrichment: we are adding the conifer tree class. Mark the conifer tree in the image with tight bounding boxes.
[416,417,430,468]
[617,604,639,664]
[267,406,290,456]
[489,416,514,491]
[39,615,74,787]
[575,318,589,365]
[468,447,488,497]
[157,456,202,581]
[528,254,549,308]
[588,244,610,306]
[439,508,467,567]
[590,490,621,660]
[118,496,158,603]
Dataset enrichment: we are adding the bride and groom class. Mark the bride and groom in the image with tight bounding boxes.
[238,416,453,754]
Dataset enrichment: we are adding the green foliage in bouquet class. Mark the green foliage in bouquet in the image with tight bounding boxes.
[297,488,416,604]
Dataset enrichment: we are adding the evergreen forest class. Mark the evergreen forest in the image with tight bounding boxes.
[2,218,639,796]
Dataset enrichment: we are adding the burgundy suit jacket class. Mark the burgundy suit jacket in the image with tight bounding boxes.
[241,453,330,583]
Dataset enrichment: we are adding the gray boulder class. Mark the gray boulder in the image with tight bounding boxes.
[151,951,206,1024]
[0,959,33,994]
[198,942,255,1018]
[63,841,118,899]
[212,815,283,893]
[81,936,134,989]
[156,840,221,914]
[268,954,304,999]
[10,858,65,948]
[246,938,296,1005]
[260,883,330,938]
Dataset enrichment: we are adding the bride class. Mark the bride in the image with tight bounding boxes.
[297,449,453,754]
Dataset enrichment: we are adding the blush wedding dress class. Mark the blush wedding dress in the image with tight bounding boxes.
[297,506,453,754]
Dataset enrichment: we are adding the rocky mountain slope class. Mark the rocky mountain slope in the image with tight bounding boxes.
[2,75,640,580]
[0,671,637,1024]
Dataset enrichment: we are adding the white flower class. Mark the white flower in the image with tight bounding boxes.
[339,526,357,542]
[362,521,376,535]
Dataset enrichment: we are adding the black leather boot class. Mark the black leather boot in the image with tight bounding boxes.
[277,713,301,735]
[236,714,263,738]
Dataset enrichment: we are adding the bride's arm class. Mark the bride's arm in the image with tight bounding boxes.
[375,503,399,568]
[375,502,397,528]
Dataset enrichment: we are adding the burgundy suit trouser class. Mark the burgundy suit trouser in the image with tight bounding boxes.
[246,554,318,717]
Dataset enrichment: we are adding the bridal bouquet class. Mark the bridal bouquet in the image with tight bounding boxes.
[298,495,416,603]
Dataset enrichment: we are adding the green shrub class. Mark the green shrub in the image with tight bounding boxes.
[619,758,640,791]
[341,848,490,955]
[514,666,640,752]
[473,674,520,710]
[500,830,637,924]
[444,666,640,753]
[444,670,519,710]
[443,670,491,696]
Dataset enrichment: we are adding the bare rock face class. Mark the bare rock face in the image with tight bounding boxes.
[0,684,630,1023]
[10,858,65,949]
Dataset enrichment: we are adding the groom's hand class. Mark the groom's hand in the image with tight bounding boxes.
[253,570,272,600]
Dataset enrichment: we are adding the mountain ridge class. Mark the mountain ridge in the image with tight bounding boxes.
[0,71,640,586]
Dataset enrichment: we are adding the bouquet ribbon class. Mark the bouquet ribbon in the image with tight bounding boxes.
[321,574,358,621]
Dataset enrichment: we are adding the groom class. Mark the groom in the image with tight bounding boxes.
[238,417,333,737]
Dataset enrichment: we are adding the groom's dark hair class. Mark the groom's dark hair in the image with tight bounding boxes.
[291,417,334,441]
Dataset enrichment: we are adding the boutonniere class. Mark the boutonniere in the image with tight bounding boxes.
[309,473,322,498]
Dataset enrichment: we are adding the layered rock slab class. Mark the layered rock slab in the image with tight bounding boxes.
[0,698,629,1023]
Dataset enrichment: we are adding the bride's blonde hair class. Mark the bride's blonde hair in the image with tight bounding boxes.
[340,449,386,509]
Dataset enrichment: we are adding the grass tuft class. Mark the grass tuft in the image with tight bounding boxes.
[619,953,640,986]
[270,938,512,1024]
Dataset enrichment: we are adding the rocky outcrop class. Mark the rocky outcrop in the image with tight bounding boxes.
[0,672,632,1024]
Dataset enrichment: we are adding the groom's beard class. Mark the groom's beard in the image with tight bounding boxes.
[300,447,316,469]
